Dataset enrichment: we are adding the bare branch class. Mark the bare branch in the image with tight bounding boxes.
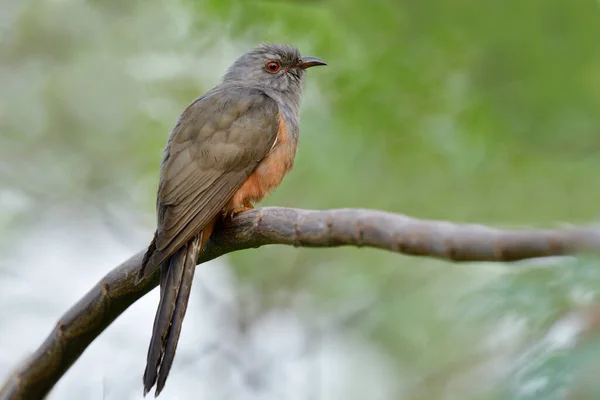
[1,207,599,400]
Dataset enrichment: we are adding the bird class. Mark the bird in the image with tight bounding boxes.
[136,43,326,397]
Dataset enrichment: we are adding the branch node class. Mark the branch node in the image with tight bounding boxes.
[493,240,507,261]
[392,232,404,253]
[254,209,264,231]
[56,321,65,339]
[443,238,457,260]
[293,215,302,247]
[355,220,364,247]
[325,214,334,245]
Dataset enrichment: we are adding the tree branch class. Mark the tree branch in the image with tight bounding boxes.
[1,207,599,400]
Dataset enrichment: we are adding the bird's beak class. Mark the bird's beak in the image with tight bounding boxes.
[298,56,327,69]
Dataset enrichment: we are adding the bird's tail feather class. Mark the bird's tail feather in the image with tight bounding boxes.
[142,221,215,397]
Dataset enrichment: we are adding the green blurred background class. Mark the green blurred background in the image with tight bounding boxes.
[1,0,600,399]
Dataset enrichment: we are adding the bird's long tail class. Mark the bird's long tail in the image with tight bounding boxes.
[142,221,215,397]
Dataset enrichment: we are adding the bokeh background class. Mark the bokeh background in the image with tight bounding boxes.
[1,0,600,399]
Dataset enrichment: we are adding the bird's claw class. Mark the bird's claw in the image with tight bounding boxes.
[228,205,254,219]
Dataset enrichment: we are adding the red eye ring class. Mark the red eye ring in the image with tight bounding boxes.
[266,61,280,73]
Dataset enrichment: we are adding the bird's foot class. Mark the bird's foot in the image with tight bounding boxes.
[228,205,254,219]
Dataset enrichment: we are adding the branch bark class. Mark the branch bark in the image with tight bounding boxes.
[1,207,599,400]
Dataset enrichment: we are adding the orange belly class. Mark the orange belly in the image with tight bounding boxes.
[225,115,296,211]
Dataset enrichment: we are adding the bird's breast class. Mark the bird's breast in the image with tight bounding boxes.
[226,113,298,209]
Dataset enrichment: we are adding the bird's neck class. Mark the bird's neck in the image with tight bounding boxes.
[263,89,302,141]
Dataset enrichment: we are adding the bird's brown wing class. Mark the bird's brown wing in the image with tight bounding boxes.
[140,88,280,397]
[146,88,279,271]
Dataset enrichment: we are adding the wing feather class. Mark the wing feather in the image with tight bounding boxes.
[147,88,279,268]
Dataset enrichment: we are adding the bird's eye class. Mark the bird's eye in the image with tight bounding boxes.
[266,61,280,73]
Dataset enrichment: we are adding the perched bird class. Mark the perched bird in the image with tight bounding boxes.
[137,43,326,396]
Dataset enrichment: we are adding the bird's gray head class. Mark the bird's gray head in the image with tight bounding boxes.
[222,43,326,106]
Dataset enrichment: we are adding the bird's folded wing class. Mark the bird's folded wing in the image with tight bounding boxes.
[149,88,279,267]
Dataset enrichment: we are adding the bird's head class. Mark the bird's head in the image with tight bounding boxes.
[222,43,326,101]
